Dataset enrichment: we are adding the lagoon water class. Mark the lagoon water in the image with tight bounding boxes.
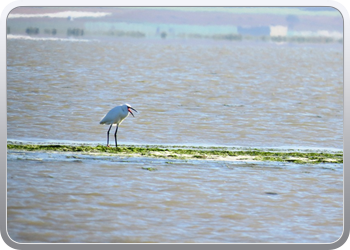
[6,35,343,243]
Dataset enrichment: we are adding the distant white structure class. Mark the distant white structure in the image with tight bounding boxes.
[270,25,288,37]
[288,30,343,39]
[317,30,343,39]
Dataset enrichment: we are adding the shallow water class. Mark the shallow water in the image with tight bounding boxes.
[7,150,343,243]
[7,36,343,149]
[6,35,343,243]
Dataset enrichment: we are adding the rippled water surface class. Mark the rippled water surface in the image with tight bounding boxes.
[7,37,343,149]
[7,36,343,243]
[7,151,343,243]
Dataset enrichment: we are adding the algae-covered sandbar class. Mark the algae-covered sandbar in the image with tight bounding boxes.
[7,142,343,164]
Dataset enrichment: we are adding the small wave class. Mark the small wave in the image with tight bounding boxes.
[7,34,95,42]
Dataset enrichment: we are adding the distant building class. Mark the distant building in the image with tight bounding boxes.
[270,25,288,37]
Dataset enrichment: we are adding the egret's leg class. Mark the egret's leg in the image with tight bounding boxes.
[114,124,119,148]
[106,124,112,147]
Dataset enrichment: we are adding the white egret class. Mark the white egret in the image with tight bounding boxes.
[100,103,137,147]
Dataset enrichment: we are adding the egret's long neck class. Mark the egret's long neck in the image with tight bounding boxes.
[123,106,128,116]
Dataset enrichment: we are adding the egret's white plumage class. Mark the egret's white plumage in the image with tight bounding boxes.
[100,104,130,125]
[100,103,137,147]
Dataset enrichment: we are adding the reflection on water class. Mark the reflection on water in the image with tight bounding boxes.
[6,36,343,243]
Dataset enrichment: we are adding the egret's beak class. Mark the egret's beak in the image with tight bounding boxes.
[128,107,137,117]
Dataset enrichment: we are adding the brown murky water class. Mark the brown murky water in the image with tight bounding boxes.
[7,36,343,149]
[7,151,343,243]
[6,35,343,243]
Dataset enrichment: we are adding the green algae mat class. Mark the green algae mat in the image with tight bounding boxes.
[7,143,343,164]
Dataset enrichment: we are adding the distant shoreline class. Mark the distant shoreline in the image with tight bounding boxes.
[6,7,343,44]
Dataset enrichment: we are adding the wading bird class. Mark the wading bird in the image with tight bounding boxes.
[100,103,137,148]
